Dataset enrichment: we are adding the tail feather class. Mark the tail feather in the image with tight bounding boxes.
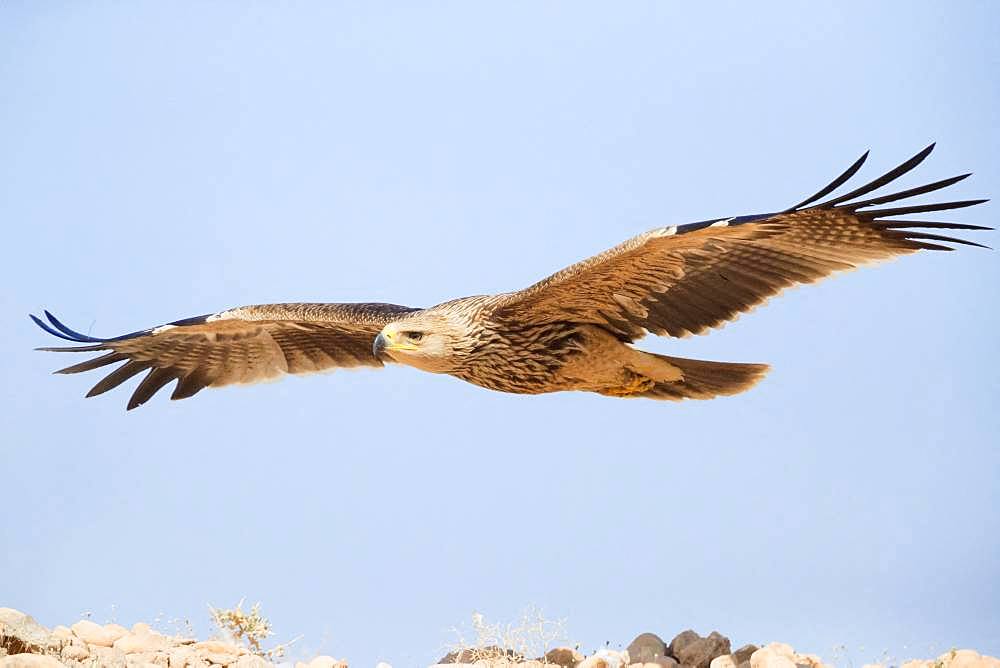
[635,352,770,400]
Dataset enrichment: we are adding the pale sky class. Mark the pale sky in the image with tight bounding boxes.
[2,2,998,667]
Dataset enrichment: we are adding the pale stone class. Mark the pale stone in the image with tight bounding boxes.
[294,658,347,668]
[711,657,738,668]
[105,624,130,642]
[941,650,994,668]
[0,608,58,655]
[165,647,209,668]
[114,630,171,654]
[232,656,271,668]
[51,626,74,643]
[546,646,585,667]
[749,645,797,668]
[71,619,119,647]
[88,644,130,666]
[62,639,91,661]
[580,650,629,668]
[192,641,247,656]
[900,661,931,668]
[0,655,66,668]
[125,651,170,667]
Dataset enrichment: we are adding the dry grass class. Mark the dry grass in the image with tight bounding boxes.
[445,607,571,666]
[209,598,301,660]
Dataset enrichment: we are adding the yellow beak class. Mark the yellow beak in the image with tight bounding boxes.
[373,329,417,357]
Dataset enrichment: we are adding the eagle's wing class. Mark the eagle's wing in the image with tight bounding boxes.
[32,302,419,409]
[492,145,990,339]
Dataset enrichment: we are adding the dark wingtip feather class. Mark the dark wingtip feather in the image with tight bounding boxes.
[31,314,79,342]
[44,310,108,343]
[784,149,870,211]
[817,144,938,208]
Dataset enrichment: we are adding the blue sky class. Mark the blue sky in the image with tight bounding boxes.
[1,2,998,666]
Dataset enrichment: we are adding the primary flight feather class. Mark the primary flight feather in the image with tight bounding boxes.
[33,145,990,409]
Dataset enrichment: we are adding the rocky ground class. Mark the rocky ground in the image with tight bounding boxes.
[2,607,998,668]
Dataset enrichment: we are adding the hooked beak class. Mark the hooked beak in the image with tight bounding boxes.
[373,329,418,360]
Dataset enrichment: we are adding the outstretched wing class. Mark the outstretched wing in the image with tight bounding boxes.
[492,144,990,339]
[32,302,420,409]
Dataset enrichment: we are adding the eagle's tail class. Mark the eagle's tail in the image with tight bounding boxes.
[624,352,770,401]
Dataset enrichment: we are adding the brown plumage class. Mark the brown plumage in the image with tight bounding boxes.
[33,145,989,409]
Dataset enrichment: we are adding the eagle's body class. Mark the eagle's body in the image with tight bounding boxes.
[33,145,989,409]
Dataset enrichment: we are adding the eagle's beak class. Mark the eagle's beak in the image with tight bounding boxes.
[373,331,388,359]
[374,329,418,359]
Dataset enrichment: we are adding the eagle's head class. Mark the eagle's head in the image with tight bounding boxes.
[373,308,476,374]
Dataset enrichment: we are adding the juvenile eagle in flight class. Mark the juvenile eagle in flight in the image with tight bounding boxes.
[33,145,989,410]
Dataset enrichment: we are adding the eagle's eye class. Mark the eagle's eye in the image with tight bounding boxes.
[403,331,423,342]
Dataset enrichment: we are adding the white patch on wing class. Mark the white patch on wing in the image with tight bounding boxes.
[710,217,734,227]
[151,325,177,335]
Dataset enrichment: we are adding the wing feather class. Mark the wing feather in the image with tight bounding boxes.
[33,302,420,409]
[493,145,990,339]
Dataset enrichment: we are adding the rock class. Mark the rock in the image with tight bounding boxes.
[579,649,629,668]
[89,644,127,666]
[105,624,130,641]
[61,639,90,661]
[294,657,348,668]
[0,655,66,668]
[114,629,171,654]
[733,646,758,667]
[711,656,738,668]
[671,632,730,668]
[71,619,119,647]
[669,632,701,659]
[125,651,170,667]
[646,660,680,667]
[932,650,1000,668]
[192,641,246,656]
[546,646,584,667]
[50,626,73,644]
[628,634,668,663]
[163,647,210,668]
[232,656,271,668]
[749,644,797,668]
[0,608,58,656]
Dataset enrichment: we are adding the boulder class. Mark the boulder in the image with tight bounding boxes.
[546,646,585,667]
[0,655,65,668]
[0,609,58,656]
[671,631,730,668]
[628,634,668,663]
[71,619,119,648]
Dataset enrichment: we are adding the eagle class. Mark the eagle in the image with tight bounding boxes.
[32,145,989,410]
